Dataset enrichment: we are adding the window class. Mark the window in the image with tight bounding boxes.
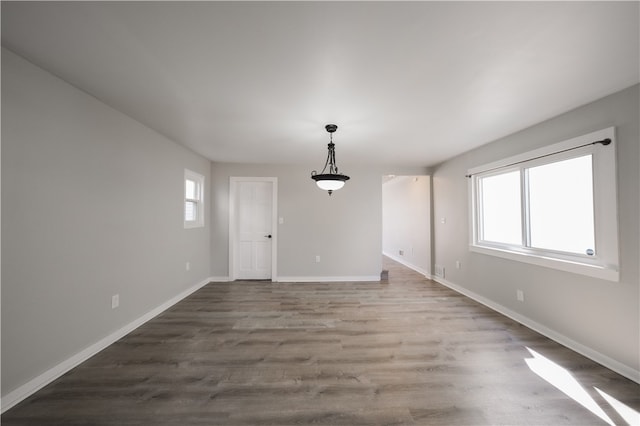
[468,128,619,281]
[528,155,594,254]
[184,169,204,228]
[478,170,522,245]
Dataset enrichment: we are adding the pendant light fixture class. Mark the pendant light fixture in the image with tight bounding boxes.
[311,124,350,195]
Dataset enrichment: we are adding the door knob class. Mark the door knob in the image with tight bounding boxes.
[265,234,272,239]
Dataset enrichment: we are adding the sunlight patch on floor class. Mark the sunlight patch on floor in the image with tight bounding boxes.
[595,386,640,426]
[524,347,614,425]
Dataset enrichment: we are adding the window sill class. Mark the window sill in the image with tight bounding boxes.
[469,244,619,282]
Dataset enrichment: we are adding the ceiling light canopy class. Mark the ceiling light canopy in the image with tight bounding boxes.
[311,124,350,196]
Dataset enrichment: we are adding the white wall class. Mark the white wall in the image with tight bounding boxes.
[1,48,212,399]
[210,163,428,280]
[432,84,639,381]
[382,175,431,277]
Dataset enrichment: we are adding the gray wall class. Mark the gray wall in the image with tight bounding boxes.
[4,39,636,403]
[1,48,211,396]
[211,163,428,279]
[432,84,639,375]
[382,175,431,276]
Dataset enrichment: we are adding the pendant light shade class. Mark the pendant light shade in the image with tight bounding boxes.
[314,178,346,191]
[311,124,350,195]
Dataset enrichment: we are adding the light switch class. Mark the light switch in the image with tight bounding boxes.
[111,294,120,309]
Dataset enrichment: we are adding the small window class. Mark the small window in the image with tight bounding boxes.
[468,128,619,281]
[184,169,204,228]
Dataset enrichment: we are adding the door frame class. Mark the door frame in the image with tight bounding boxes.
[229,177,278,281]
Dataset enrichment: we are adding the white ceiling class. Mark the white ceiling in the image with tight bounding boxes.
[2,1,638,168]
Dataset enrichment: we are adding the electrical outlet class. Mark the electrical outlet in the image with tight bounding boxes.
[517,290,525,302]
[399,249,404,256]
[111,294,120,309]
[435,265,445,278]
[186,261,190,271]
[455,260,461,269]
[315,255,321,263]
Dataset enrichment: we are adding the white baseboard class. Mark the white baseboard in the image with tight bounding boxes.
[7,272,635,414]
[210,276,381,283]
[433,276,640,384]
[1,276,214,413]
[277,275,380,283]
[383,251,432,279]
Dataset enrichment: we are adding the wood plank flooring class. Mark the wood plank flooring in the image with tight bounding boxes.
[3,257,639,425]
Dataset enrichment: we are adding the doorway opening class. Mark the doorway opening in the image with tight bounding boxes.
[382,175,432,279]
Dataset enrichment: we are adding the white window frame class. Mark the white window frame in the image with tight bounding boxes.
[184,169,205,229]
[468,127,619,281]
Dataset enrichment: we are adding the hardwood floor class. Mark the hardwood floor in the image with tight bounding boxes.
[3,257,639,425]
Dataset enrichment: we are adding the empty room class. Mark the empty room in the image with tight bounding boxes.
[1,2,639,425]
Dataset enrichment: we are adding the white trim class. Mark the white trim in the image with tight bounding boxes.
[211,276,381,283]
[432,276,639,384]
[229,177,278,282]
[1,276,214,413]
[469,245,619,281]
[6,272,635,413]
[382,251,431,279]
[467,127,619,281]
[277,276,380,283]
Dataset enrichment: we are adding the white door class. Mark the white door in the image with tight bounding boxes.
[231,178,276,280]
